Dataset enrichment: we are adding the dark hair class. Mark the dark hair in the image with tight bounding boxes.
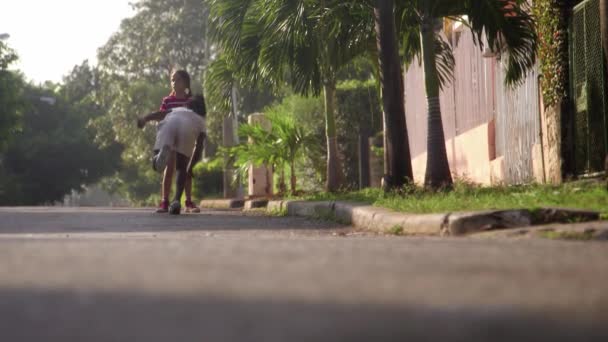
[171,69,191,97]
[186,94,207,117]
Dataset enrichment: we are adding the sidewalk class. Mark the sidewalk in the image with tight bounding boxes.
[199,197,605,239]
[265,199,603,238]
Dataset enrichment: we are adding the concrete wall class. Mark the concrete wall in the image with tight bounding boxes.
[409,123,498,185]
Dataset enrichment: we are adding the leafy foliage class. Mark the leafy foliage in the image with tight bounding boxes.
[335,79,382,189]
[393,0,538,189]
[208,0,381,191]
[0,41,24,151]
[89,0,214,203]
[89,77,167,203]
[0,66,121,205]
[204,54,277,150]
[533,0,569,107]
[97,0,210,80]
[397,0,538,87]
[223,96,322,194]
[209,0,377,95]
[192,158,223,199]
[452,0,538,86]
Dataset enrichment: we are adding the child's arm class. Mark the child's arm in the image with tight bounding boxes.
[187,132,207,176]
[136,109,171,128]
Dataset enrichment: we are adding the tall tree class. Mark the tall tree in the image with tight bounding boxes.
[0,73,121,205]
[208,0,373,192]
[0,41,24,152]
[97,0,210,80]
[601,0,608,69]
[374,0,413,189]
[419,6,453,189]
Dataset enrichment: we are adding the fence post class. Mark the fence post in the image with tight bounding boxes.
[247,113,273,197]
[223,114,243,199]
[369,133,384,188]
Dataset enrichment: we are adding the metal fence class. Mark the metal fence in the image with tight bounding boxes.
[494,63,540,183]
[404,29,495,163]
[569,0,608,174]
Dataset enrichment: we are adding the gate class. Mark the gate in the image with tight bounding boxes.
[569,0,608,174]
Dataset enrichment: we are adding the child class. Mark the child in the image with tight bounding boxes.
[137,70,200,213]
[151,95,207,215]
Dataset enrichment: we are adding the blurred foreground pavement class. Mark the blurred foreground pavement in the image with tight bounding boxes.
[0,207,607,341]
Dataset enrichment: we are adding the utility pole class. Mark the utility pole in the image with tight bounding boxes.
[223,85,243,199]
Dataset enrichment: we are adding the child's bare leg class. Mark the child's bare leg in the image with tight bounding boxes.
[185,175,192,201]
[162,151,176,200]
[169,153,189,214]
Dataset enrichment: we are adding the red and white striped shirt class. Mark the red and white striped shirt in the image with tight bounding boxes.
[159,95,191,111]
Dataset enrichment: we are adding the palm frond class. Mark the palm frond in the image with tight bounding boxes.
[440,0,537,86]
[399,8,454,90]
[434,35,455,89]
[208,0,380,97]
[205,56,235,112]
[208,0,255,55]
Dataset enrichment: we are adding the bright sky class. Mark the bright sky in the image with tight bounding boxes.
[0,0,135,84]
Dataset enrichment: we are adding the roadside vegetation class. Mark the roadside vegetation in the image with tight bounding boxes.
[290,179,608,216]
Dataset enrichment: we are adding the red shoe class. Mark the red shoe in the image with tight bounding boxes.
[185,200,200,213]
[156,199,169,213]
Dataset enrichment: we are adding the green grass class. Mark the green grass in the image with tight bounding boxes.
[266,207,288,217]
[387,225,404,236]
[290,180,608,216]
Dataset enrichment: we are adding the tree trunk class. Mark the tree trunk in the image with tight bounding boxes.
[279,168,287,195]
[601,0,608,68]
[358,127,371,189]
[266,166,273,197]
[222,115,238,198]
[374,0,414,191]
[324,80,343,192]
[420,15,453,190]
[600,0,608,178]
[290,160,297,195]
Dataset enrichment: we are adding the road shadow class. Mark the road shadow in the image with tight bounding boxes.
[1,287,606,342]
[0,208,347,234]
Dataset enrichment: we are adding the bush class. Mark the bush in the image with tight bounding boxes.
[336,79,383,189]
[192,159,223,199]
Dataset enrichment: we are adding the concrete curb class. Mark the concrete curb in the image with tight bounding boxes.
[472,221,608,241]
[268,200,446,235]
[244,199,269,210]
[445,210,532,235]
[266,200,601,236]
[199,199,245,209]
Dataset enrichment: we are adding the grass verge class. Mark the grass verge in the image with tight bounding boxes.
[290,180,608,216]
[266,207,288,217]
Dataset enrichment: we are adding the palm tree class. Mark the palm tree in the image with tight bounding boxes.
[225,122,281,193]
[208,0,373,192]
[374,0,414,189]
[323,0,534,191]
[226,111,314,195]
[402,0,537,189]
[601,0,608,68]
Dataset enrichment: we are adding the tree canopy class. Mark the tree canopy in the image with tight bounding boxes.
[0,41,24,152]
[0,62,122,205]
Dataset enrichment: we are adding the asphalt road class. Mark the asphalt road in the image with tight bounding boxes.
[0,207,607,341]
